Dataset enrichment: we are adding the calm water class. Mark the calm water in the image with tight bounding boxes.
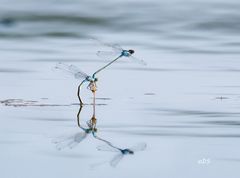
[1,0,240,177]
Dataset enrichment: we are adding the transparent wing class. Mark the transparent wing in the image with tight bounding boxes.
[53,132,88,150]
[110,44,123,52]
[90,37,123,52]
[129,142,147,152]
[110,154,124,167]
[96,50,120,59]
[55,62,89,79]
[97,144,120,152]
[129,56,147,66]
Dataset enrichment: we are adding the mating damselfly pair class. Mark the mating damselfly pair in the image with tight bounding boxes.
[55,38,146,105]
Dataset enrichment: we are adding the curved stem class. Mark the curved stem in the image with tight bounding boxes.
[78,79,87,106]
[92,55,122,78]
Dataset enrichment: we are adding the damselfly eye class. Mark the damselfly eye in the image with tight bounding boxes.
[129,150,134,154]
[128,49,134,54]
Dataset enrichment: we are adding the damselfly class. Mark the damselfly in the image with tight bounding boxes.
[91,38,147,78]
[97,142,147,167]
[55,62,97,105]
[55,38,145,105]
[52,105,97,150]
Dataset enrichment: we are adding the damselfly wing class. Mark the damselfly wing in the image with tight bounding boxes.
[55,62,89,79]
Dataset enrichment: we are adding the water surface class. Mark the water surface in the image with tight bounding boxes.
[1,0,240,177]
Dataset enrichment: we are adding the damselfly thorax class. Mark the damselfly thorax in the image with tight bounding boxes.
[86,76,98,82]
[121,49,134,57]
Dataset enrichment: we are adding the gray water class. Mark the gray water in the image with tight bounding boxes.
[1,0,240,177]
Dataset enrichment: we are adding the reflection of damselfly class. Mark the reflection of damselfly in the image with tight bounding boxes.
[52,105,97,150]
[52,131,89,150]
[52,122,97,150]
[97,142,147,167]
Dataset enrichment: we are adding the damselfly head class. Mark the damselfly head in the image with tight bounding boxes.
[128,49,134,54]
[94,78,98,82]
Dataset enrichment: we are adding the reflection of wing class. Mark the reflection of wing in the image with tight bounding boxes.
[97,144,120,152]
[129,56,147,66]
[129,142,147,152]
[55,62,89,79]
[73,132,88,143]
[110,154,124,167]
[96,51,120,59]
[90,160,108,170]
[53,132,88,150]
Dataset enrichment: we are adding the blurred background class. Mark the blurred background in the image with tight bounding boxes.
[1,0,240,54]
[0,0,240,178]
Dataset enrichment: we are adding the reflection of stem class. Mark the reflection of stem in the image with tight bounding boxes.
[93,91,96,117]
[76,100,97,132]
[76,92,121,152]
[77,105,83,128]
[90,98,97,131]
